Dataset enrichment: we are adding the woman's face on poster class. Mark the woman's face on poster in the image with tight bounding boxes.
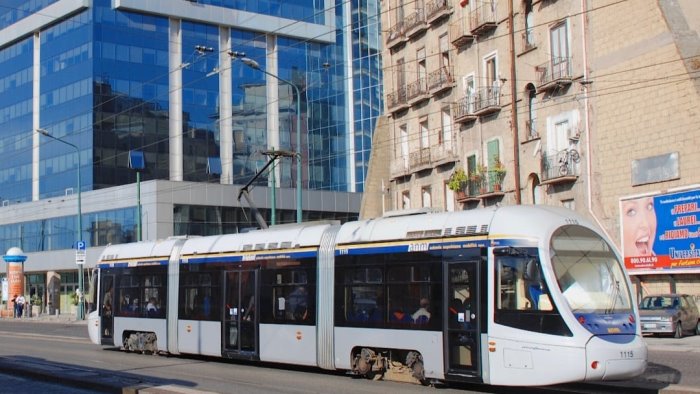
[622,197,657,256]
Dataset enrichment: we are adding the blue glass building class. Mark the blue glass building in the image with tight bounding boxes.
[0,0,380,313]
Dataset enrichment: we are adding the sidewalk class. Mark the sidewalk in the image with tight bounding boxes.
[0,312,87,325]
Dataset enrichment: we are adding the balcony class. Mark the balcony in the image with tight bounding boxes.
[536,57,573,92]
[426,0,453,25]
[427,66,455,95]
[472,85,501,116]
[449,17,474,47]
[521,31,536,53]
[404,9,428,38]
[540,148,580,185]
[457,171,505,201]
[386,22,406,50]
[409,147,432,172]
[452,96,477,124]
[406,77,430,106]
[390,158,410,178]
[431,140,458,166]
[386,86,409,113]
[470,2,497,35]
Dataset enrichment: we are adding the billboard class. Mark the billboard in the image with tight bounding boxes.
[621,188,700,272]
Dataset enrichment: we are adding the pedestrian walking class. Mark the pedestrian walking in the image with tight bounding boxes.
[16,294,26,318]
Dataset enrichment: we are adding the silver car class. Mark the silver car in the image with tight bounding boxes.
[639,294,700,338]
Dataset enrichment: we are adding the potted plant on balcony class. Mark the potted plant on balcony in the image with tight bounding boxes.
[471,164,487,194]
[448,167,468,199]
[493,158,506,191]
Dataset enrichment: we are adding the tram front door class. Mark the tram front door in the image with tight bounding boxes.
[445,262,481,378]
[223,270,258,357]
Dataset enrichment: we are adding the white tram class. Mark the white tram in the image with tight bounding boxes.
[87,205,647,386]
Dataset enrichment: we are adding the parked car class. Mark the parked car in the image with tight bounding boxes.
[639,294,700,338]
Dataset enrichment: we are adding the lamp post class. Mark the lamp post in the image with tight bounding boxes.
[229,52,302,223]
[36,128,84,320]
[128,150,145,241]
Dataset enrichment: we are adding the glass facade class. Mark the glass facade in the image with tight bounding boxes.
[350,0,383,192]
[0,206,137,253]
[0,0,59,30]
[39,10,93,199]
[174,204,358,236]
[93,3,171,188]
[231,30,268,186]
[0,0,377,252]
[196,0,325,24]
[182,21,221,182]
[0,36,32,203]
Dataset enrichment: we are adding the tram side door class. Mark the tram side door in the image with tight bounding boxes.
[445,262,481,378]
[100,273,115,345]
[223,270,258,357]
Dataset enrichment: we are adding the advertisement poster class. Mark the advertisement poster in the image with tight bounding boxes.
[621,188,700,272]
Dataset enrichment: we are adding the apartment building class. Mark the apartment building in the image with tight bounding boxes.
[369,0,700,299]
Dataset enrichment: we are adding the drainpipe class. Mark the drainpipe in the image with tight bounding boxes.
[580,0,614,242]
[508,0,521,204]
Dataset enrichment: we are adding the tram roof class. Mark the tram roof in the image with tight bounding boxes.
[335,207,498,244]
[179,220,339,255]
[99,236,190,262]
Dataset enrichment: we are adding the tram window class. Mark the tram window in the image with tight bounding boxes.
[496,257,552,311]
[335,260,441,330]
[345,285,384,324]
[494,249,571,336]
[113,268,168,318]
[260,266,316,325]
[179,271,221,321]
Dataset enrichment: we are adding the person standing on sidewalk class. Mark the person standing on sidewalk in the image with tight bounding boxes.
[15,294,26,318]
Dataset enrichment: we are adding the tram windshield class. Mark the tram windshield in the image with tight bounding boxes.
[550,225,632,314]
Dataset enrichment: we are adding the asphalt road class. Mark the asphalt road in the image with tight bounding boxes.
[0,318,699,393]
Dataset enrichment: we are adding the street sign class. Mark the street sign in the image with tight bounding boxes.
[76,240,86,250]
[76,249,86,265]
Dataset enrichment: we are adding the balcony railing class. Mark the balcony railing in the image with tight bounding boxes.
[536,57,573,91]
[472,85,501,116]
[427,66,455,94]
[392,142,458,179]
[458,172,505,201]
[426,0,452,24]
[470,1,497,35]
[521,31,536,53]
[541,148,580,184]
[404,8,428,38]
[449,17,474,47]
[390,157,410,178]
[452,94,477,124]
[409,147,431,171]
[406,77,429,105]
[431,140,457,165]
[386,21,406,49]
[386,86,409,113]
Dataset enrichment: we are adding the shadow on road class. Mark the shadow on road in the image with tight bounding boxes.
[0,355,196,393]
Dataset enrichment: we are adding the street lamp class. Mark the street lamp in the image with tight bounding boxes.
[229,52,303,223]
[36,128,84,320]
